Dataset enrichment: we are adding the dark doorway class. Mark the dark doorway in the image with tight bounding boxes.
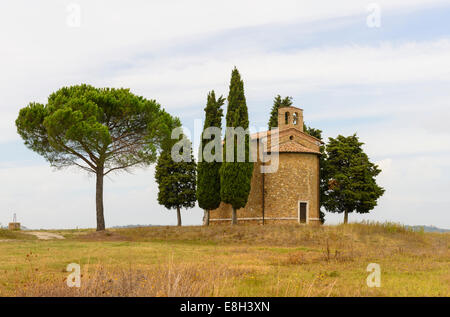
[299,202,307,224]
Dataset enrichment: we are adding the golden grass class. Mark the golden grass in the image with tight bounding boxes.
[0,222,448,297]
[12,263,237,297]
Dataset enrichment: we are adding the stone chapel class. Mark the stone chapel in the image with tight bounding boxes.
[209,106,323,225]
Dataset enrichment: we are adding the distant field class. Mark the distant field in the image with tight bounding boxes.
[0,222,448,297]
[0,229,36,241]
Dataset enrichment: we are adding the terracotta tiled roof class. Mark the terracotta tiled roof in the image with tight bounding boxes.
[251,128,323,144]
[269,141,321,154]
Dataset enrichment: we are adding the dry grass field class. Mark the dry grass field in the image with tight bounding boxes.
[0,222,448,297]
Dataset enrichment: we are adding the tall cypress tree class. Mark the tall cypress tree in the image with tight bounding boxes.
[225,69,245,127]
[267,95,293,129]
[155,138,197,226]
[197,91,225,225]
[220,67,254,225]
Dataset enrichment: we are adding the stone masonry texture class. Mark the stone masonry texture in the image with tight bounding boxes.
[210,106,322,225]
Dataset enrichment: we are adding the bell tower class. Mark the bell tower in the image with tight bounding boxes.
[278,106,304,131]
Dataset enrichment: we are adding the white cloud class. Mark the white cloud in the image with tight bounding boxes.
[106,39,450,108]
[325,155,450,228]
[1,0,450,142]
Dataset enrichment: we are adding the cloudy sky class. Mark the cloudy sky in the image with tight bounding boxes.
[1,0,449,229]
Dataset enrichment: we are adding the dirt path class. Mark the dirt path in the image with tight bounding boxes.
[25,232,65,240]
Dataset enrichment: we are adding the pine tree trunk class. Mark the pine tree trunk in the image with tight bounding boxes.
[232,207,237,225]
[203,210,210,226]
[344,210,348,224]
[96,170,105,231]
[177,207,182,226]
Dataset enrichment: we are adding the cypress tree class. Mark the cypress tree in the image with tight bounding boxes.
[155,137,197,226]
[197,91,225,225]
[220,67,254,225]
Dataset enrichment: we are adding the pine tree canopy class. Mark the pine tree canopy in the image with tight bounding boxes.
[15,84,178,231]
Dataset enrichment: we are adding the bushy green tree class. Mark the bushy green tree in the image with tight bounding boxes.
[322,134,385,224]
[15,84,177,231]
[197,91,225,225]
[267,95,293,129]
[155,137,197,226]
[220,68,254,225]
[303,124,321,140]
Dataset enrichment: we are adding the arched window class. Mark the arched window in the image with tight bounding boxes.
[285,112,290,125]
[293,112,299,125]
